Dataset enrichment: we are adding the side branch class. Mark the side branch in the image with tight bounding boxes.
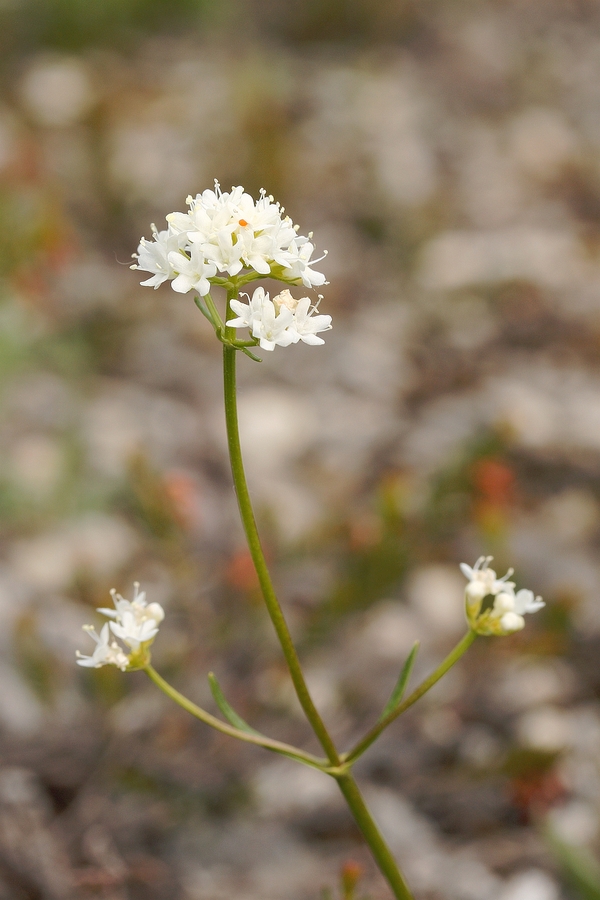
[144,665,327,770]
[345,630,477,764]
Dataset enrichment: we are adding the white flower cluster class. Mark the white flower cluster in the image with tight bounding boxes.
[132,182,327,295]
[229,287,332,351]
[461,556,544,636]
[76,583,164,670]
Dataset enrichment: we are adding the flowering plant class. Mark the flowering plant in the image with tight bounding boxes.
[78,184,544,900]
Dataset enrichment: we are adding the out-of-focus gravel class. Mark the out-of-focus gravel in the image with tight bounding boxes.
[1,2,600,897]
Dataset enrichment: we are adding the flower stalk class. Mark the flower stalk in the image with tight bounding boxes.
[143,664,327,770]
[344,630,477,765]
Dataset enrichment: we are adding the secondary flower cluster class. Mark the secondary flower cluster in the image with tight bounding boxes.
[461,556,544,636]
[230,287,332,351]
[76,583,164,671]
[132,182,327,295]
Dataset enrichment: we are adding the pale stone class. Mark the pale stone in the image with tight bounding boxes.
[548,800,598,846]
[496,869,560,900]
[361,601,423,660]
[9,435,63,497]
[253,762,339,816]
[419,228,588,291]
[0,665,43,735]
[508,107,579,179]
[515,706,571,752]
[10,513,138,591]
[539,489,599,545]
[20,56,94,127]
[493,659,575,712]
[407,564,466,637]
[108,122,196,205]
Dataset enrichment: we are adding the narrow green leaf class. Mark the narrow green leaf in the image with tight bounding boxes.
[379,641,419,721]
[208,672,262,735]
[208,673,314,765]
[241,347,262,362]
[193,296,214,324]
[545,824,600,900]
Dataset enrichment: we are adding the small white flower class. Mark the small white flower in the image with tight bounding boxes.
[287,296,332,346]
[489,587,544,634]
[229,286,267,331]
[230,287,295,351]
[131,226,181,289]
[168,243,217,296]
[101,582,164,649]
[76,583,164,669]
[492,591,516,614]
[251,298,295,351]
[460,557,544,636]
[237,224,283,275]
[76,623,130,671]
[284,236,328,288]
[98,582,164,624]
[514,588,545,615]
[488,592,526,634]
[201,226,245,277]
[460,556,515,603]
[230,288,331,351]
[110,611,160,649]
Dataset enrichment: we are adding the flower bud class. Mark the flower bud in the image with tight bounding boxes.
[465,581,488,602]
[146,603,165,624]
[499,612,525,633]
[493,592,515,614]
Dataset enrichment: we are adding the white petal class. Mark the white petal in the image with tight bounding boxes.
[298,333,325,345]
[171,274,193,293]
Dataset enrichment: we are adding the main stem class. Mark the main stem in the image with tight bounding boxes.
[223,343,339,765]
[337,775,413,900]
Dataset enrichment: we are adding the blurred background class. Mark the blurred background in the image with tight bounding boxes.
[0,0,600,898]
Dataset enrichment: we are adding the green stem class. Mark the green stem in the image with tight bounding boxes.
[203,292,225,332]
[335,773,414,900]
[222,340,340,765]
[143,665,327,770]
[345,630,476,764]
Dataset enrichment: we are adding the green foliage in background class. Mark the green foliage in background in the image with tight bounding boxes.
[0,0,425,58]
[0,0,213,55]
